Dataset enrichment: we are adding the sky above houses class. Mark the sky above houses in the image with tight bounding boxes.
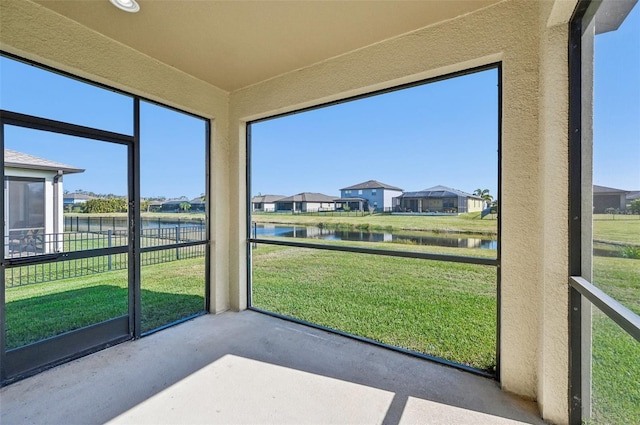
[0,4,638,201]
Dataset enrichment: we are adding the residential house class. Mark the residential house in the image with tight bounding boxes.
[63,193,94,211]
[338,180,403,212]
[160,199,192,213]
[251,194,285,212]
[4,149,83,254]
[395,185,484,214]
[189,196,206,213]
[593,185,628,213]
[276,192,336,213]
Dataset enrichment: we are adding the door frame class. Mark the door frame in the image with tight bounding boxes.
[0,109,139,384]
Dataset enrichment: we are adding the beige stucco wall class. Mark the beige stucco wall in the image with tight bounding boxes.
[0,0,230,313]
[229,1,575,423]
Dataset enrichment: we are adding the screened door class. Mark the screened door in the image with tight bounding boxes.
[1,112,134,383]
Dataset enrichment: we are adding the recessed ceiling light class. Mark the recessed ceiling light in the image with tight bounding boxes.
[109,0,140,13]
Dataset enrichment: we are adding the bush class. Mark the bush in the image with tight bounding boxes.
[630,199,640,215]
[83,198,128,213]
[620,246,640,260]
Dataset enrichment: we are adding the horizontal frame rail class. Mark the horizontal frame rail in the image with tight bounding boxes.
[249,238,498,266]
[140,239,208,253]
[570,276,640,343]
[4,246,129,268]
[0,110,134,145]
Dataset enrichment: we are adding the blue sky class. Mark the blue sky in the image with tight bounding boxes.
[593,3,640,191]
[1,3,638,200]
[0,59,206,200]
[251,68,499,198]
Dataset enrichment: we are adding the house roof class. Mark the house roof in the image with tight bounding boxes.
[399,185,482,200]
[63,193,94,200]
[5,149,84,175]
[340,180,403,191]
[593,185,628,194]
[252,195,286,203]
[338,197,369,202]
[162,199,191,205]
[278,192,336,203]
[627,191,640,200]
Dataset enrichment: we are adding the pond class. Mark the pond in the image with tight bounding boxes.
[253,224,497,250]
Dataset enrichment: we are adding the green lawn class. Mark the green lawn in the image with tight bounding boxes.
[252,211,498,235]
[593,214,640,246]
[251,243,497,372]
[588,255,640,424]
[5,258,205,349]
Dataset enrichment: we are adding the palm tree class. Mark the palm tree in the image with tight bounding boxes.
[473,188,494,206]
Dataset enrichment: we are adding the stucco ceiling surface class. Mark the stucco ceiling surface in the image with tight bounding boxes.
[33,0,501,92]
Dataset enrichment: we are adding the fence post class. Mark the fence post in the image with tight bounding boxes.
[108,229,113,271]
[176,225,181,260]
[100,216,103,233]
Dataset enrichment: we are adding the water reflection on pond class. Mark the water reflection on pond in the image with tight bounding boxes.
[253,224,497,250]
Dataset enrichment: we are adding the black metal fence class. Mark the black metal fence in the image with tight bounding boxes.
[5,218,206,288]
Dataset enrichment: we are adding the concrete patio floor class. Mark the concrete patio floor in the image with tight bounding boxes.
[0,310,547,425]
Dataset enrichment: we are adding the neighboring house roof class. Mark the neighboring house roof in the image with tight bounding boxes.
[162,199,191,205]
[593,185,628,194]
[190,197,205,204]
[63,193,94,201]
[278,192,336,203]
[340,180,403,191]
[252,195,286,203]
[627,191,640,201]
[337,197,368,202]
[399,185,482,200]
[5,149,84,174]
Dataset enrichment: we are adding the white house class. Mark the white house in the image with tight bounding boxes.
[4,149,84,255]
[251,194,285,212]
[276,192,336,213]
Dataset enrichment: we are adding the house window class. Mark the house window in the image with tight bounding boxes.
[569,1,640,423]
[248,65,499,375]
[6,177,45,231]
[371,189,377,196]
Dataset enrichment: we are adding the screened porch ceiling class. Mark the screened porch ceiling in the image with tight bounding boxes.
[33,0,502,92]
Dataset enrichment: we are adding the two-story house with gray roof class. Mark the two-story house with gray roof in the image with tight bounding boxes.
[339,180,403,212]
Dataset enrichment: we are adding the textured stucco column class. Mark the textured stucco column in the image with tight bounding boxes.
[0,0,231,313]
[537,4,572,423]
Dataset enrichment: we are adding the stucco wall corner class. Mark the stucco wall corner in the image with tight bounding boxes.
[536,3,571,422]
